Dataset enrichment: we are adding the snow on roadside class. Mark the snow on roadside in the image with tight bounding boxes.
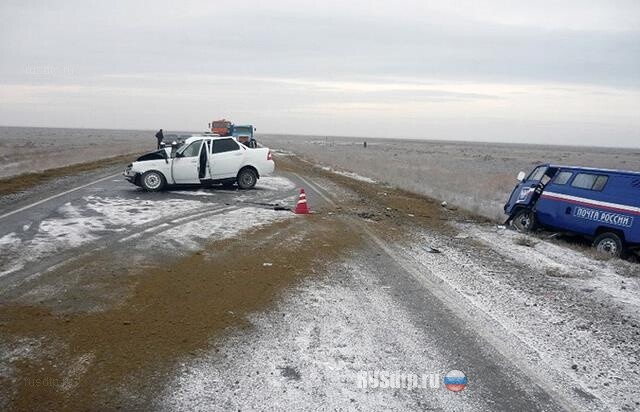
[459,224,640,314]
[320,166,377,184]
[404,225,640,410]
[157,260,487,411]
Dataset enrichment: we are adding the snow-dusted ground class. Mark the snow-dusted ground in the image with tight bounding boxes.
[400,223,640,411]
[319,166,377,184]
[157,260,489,411]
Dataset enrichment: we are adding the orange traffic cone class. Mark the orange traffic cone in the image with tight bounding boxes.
[294,188,310,214]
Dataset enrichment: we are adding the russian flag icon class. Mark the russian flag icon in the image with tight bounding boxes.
[444,370,468,392]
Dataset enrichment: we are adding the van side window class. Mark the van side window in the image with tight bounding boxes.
[554,171,573,185]
[571,173,608,191]
[593,175,609,191]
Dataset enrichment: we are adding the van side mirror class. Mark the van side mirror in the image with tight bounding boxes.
[517,171,526,182]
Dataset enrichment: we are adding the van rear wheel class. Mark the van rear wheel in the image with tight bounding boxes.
[593,232,624,258]
[512,209,536,232]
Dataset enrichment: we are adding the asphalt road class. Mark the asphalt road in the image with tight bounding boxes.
[0,171,302,295]
[1,160,636,411]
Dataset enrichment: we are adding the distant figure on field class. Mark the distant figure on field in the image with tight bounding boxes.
[364,141,367,148]
[155,129,164,149]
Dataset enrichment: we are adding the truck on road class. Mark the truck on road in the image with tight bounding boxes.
[209,119,257,148]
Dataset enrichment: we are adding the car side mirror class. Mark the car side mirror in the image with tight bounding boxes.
[517,171,526,182]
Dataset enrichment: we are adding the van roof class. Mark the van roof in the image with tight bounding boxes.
[539,164,640,177]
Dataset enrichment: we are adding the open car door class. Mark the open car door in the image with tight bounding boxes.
[199,139,213,183]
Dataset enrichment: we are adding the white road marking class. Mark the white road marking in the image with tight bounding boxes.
[0,173,121,221]
[293,173,336,207]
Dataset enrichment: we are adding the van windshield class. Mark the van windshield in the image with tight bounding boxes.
[527,166,548,182]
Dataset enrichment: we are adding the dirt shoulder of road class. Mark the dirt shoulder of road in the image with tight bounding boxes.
[0,153,144,197]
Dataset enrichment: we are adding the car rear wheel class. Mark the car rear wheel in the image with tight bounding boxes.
[512,209,537,232]
[237,168,257,190]
[141,171,165,192]
[593,232,624,258]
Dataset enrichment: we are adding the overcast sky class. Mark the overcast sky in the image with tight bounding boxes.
[1,0,639,146]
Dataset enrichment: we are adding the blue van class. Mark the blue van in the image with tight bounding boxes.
[504,164,640,257]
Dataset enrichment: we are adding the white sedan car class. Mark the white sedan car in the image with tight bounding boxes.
[124,135,275,191]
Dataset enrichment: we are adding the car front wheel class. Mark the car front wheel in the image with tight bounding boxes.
[237,168,257,190]
[141,170,165,192]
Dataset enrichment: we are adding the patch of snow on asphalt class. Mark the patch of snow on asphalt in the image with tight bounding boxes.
[0,196,211,277]
[158,261,486,411]
[84,195,207,226]
[148,207,295,251]
[167,190,216,197]
[0,233,24,276]
[256,176,296,191]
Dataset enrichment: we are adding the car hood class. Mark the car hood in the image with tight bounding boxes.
[136,149,169,162]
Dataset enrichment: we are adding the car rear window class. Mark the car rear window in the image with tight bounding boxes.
[554,171,573,185]
[571,173,608,191]
[213,138,239,153]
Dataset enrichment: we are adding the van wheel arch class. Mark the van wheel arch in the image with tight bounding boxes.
[594,226,625,242]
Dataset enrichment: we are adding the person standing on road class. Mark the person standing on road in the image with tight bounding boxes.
[155,129,164,149]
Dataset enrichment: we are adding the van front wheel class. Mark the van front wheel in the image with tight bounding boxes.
[512,209,536,232]
[593,232,623,258]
